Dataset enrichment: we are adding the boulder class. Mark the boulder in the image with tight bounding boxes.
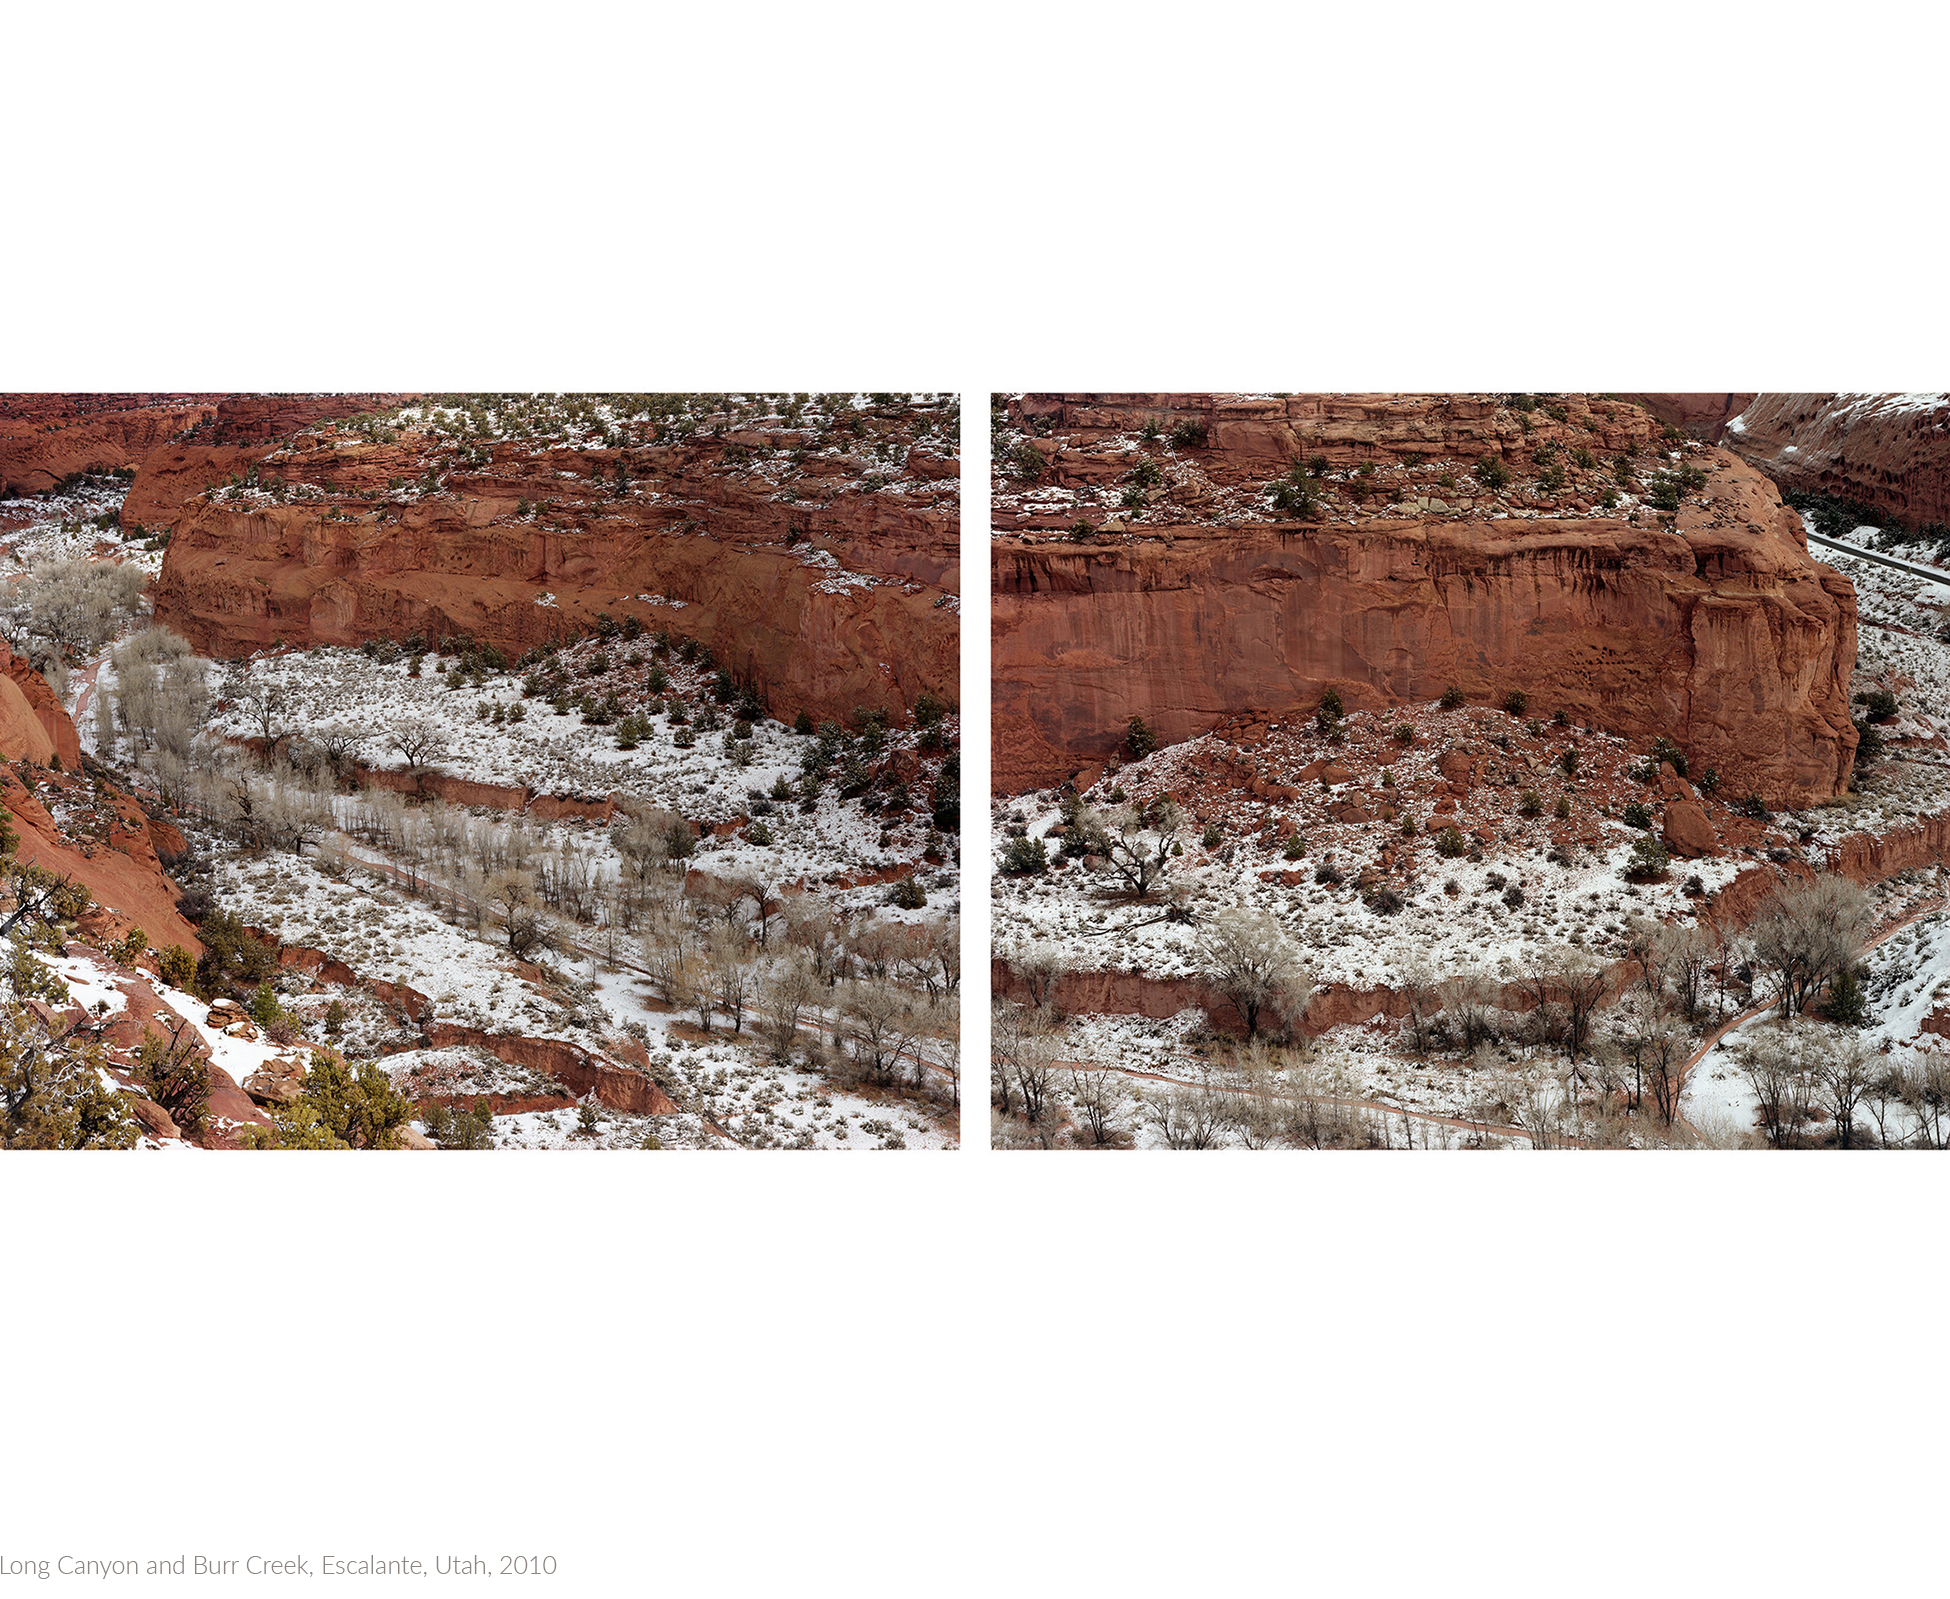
[1663,800,1719,859]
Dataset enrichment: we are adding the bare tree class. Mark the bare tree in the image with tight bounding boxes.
[1148,1083,1229,1149]
[1439,967,1502,1050]
[1641,1017,1694,1127]
[489,870,550,960]
[1065,1067,1126,1147]
[757,951,818,1063]
[1072,799,1181,898]
[841,976,922,1088]
[390,719,449,770]
[1198,908,1311,1041]
[1738,1025,1820,1148]
[1009,941,1069,1011]
[1810,1027,1876,1148]
[1399,955,1441,1057]
[704,926,752,1035]
[1749,874,1872,1020]
[1659,922,1714,1022]
[1899,1051,1950,1149]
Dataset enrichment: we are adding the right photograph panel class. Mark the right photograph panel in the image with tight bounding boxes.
[991,392,1945,1150]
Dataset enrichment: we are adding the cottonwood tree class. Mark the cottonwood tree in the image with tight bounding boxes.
[704,927,752,1034]
[1066,1067,1125,1147]
[3,559,146,660]
[489,870,551,960]
[1198,908,1311,1041]
[991,1000,1062,1139]
[841,977,923,1087]
[1439,968,1502,1050]
[1148,1082,1229,1149]
[1810,1028,1876,1148]
[1641,1017,1694,1127]
[1738,1026,1820,1148]
[1399,955,1441,1057]
[1749,875,1872,1020]
[390,719,449,770]
[1009,941,1068,1011]
[1898,1051,1950,1149]
[1515,948,1609,1060]
[757,951,819,1063]
[1659,922,1714,1022]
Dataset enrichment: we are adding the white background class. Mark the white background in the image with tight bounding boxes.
[5,2,1949,1594]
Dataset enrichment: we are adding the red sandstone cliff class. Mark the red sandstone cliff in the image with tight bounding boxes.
[147,397,959,724]
[0,634,198,952]
[992,394,1858,807]
[0,394,220,498]
[1623,393,1757,443]
[1723,393,1950,532]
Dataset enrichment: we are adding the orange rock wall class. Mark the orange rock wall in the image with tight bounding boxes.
[994,397,1857,807]
[1724,393,1950,533]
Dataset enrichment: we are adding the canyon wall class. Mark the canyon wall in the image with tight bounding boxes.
[1623,393,1757,443]
[993,395,1858,807]
[0,394,219,498]
[1723,393,1950,532]
[145,407,958,726]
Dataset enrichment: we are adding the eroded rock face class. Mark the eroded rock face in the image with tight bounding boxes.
[0,394,219,498]
[993,394,1858,807]
[1723,393,1950,532]
[145,400,958,725]
[1625,394,1758,443]
[0,677,201,953]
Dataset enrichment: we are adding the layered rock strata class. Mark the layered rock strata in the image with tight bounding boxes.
[993,394,1857,806]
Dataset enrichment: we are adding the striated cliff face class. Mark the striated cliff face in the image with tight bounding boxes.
[1723,393,1950,532]
[143,396,959,725]
[0,394,219,498]
[993,394,1858,806]
[1624,393,1757,443]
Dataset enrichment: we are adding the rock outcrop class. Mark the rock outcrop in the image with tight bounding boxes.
[1723,393,1950,532]
[0,666,201,953]
[1624,394,1758,443]
[145,398,958,725]
[993,394,1858,807]
[0,394,219,498]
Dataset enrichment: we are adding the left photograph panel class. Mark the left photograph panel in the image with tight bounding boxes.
[0,392,962,1150]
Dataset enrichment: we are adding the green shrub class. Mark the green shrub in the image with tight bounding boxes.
[1503,690,1528,716]
[1000,835,1048,874]
[1440,685,1465,710]
[1622,801,1653,829]
[1477,455,1509,491]
[1434,826,1466,858]
[1394,723,1414,746]
[1518,790,1543,818]
[1283,833,1306,860]
[1823,965,1870,1027]
[1127,715,1157,760]
[1624,835,1670,882]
